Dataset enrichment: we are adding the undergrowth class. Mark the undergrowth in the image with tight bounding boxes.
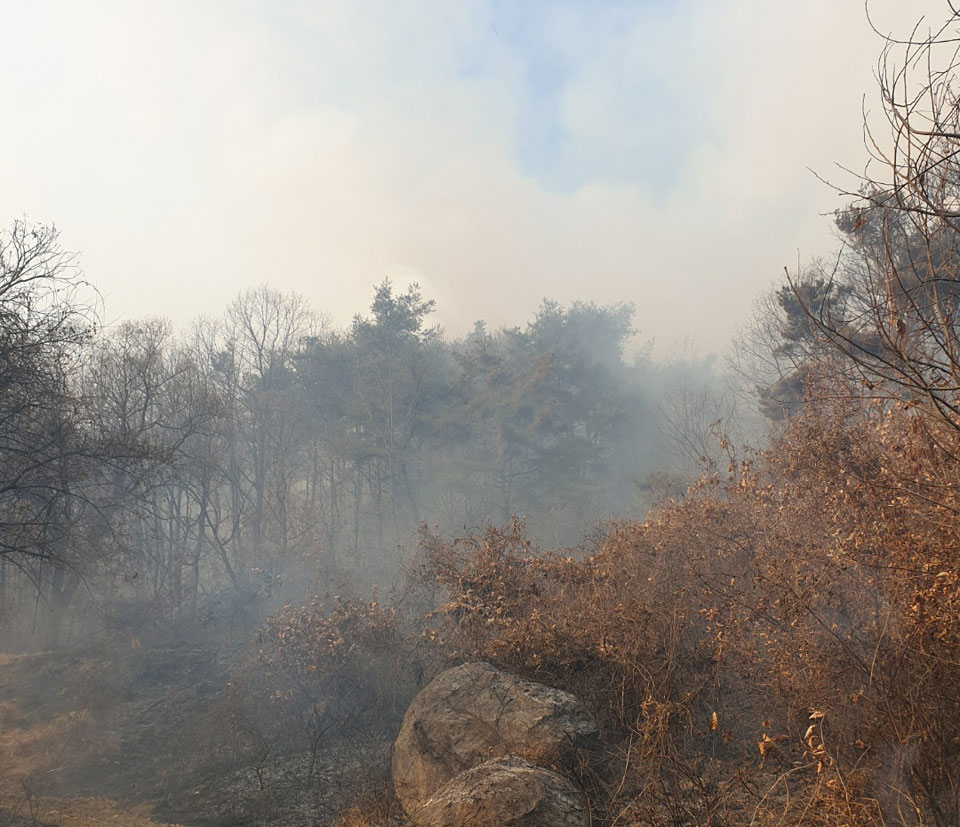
[231,393,960,826]
[403,395,960,826]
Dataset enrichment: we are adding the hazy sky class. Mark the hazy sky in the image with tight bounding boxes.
[0,0,947,351]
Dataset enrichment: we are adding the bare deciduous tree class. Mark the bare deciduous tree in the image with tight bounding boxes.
[791,4,960,438]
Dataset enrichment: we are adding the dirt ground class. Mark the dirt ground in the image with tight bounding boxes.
[0,645,387,826]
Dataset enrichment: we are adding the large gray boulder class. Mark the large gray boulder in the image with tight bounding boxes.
[392,662,598,815]
[410,756,589,827]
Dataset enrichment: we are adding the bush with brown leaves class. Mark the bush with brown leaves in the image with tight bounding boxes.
[414,396,960,826]
[227,594,417,796]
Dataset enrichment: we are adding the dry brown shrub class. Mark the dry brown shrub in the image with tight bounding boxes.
[258,594,411,734]
[224,594,418,800]
[414,394,960,826]
[415,517,732,823]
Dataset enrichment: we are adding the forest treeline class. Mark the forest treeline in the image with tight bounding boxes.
[0,229,733,649]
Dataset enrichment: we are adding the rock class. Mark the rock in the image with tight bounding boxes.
[410,755,588,827]
[392,662,598,814]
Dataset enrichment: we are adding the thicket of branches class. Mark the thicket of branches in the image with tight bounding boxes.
[411,390,960,825]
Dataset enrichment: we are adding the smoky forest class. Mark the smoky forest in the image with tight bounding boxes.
[6,3,960,827]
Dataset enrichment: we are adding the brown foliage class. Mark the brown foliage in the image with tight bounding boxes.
[224,593,417,805]
[258,595,408,724]
[414,393,960,826]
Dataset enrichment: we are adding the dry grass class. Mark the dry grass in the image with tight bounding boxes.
[0,698,179,826]
[0,649,211,826]
[8,794,182,826]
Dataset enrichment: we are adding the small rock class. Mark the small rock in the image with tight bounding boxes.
[410,755,588,827]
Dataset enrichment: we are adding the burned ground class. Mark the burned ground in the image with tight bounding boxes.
[0,644,390,827]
